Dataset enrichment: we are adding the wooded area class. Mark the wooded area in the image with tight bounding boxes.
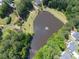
[0,0,79,59]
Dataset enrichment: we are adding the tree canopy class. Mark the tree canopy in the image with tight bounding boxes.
[0,0,10,18]
[0,28,32,59]
[33,30,66,59]
[14,0,33,18]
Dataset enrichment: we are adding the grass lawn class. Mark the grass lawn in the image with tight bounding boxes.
[10,12,19,24]
[46,8,68,24]
[0,18,5,25]
[22,10,38,34]
[0,12,19,25]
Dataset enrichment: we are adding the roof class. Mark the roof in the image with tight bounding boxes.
[71,31,79,40]
[0,0,2,5]
[60,51,71,59]
[72,51,79,59]
[67,41,75,52]
[35,0,42,5]
[0,0,2,2]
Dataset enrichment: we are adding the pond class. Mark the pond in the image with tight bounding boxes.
[29,11,64,59]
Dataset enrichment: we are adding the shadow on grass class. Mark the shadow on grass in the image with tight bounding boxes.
[19,11,30,20]
[0,5,13,18]
[26,34,33,59]
[19,3,34,20]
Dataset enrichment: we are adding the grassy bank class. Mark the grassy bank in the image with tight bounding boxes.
[22,10,38,34]
[0,18,5,25]
[46,8,67,24]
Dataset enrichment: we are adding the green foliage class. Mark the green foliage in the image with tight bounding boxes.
[33,30,66,59]
[3,0,14,3]
[14,0,33,18]
[0,1,9,18]
[66,0,79,13]
[43,0,69,11]
[0,0,79,59]
[0,28,32,59]
[4,16,11,24]
[66,0,79,30]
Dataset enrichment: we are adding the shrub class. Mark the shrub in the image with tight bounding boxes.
[4,16,11,24]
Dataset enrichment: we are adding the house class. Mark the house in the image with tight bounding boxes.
[71,31,79,41]
[6,0,15,8]
[33,0,42,10]
[0,0,2,5]
[34,0,42,6]
[72,51,79,59]
[9,3,15,8]
[60,30,79,59]
[67,41,76,52]
[60,51,71,59]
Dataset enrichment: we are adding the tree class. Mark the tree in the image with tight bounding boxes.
[14,0,33,18]
[33,30,66,59]
[0,1,9,18]
[43,0,69,11]
[0,28,32,59]
[4,16,11,24]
